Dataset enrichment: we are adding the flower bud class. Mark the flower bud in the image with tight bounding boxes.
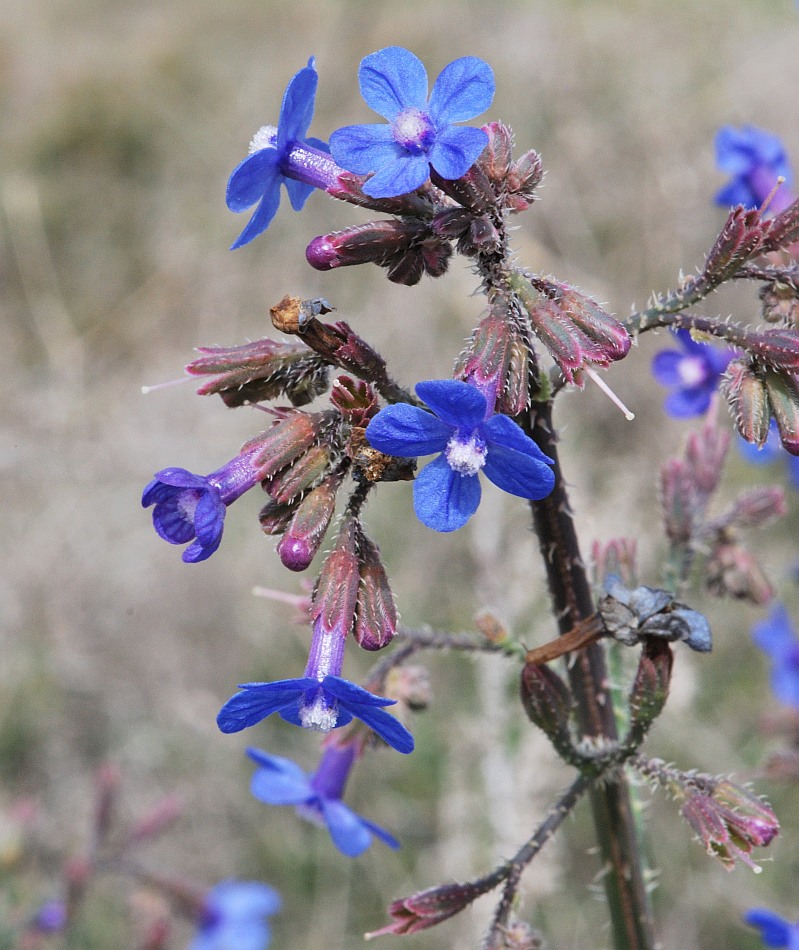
[311,516,360,637]
[278,474,342,572]
[127,794,184,845]
[245,410,328,478]
[306,220,427,270]
[748,328,799,373]
[626,639,673,747]
[684,403,731,497]
[759,281,799,325]
[502,330,532,416]
[728,486,787,529]
[658,458,696,544]
[702,205,767,288]
[186,338,328,408]
[505,148,544,212]
[520,662,574,759]
[705,541,774,605]
[259,497,298,535]
[455,306,513,410]
[558,286,631,364]
[761,195,799,252]
[93,762,122,846]
[591,538,638,588]
[366,879,498,938]
[479,121,513,184]
[430,163,495,214]
[354,532,396,650]
[722,360,770,448]
[764,369,799,455]
[266,444,332,506]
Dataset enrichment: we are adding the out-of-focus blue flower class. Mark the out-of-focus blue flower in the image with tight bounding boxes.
[143,446,266,562]
[248,744,400,857]
[329,47,494,199]
[743,908,799,949]
[189,881,280,950]
[217,675,413,754]
[738,421,799,490]
[31,901,67,934]
[651,328,734,418]
[365,379,554,532]
[752,604,799,708]
[227,58,339,249]
[715,125,794,213]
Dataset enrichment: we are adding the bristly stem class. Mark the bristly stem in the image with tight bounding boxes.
[525,398,656,950]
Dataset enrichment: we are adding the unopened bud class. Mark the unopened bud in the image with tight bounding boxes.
[558,287,631,364]
[626,639,673,747]
[455,306,513,410]
[475,610,509,644]
[764,369,799,455]
[505,148,544,212]
[591,538,638,588]
[728,486,788,528]
[330,376,378,426]
[706,541,774,605]
[430,163,495,214]
[723,360,771,448]
[502,331,532,416]
[311,516,360,636]
[266,444,332,506]
[702,205,767,288]
[245,410,327,478]
[760,281,799,325]
[353,532,396,650]
[127,794,184,845]
[366,879,497,938]
[259,497,298,535]
[684,403,731,497]
[658,459,696,544]
[306,220,427,271]
[761,195,799,252]
[479,121,514,184]
[520,662,574,759]
[93,762,122,846]
[277,474,342,572]
[748,328,799,373]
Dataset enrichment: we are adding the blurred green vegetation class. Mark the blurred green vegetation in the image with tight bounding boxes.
[1,0,799,946]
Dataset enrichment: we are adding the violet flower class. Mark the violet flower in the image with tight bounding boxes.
[227,57,341,248]
[248,745,399,857]
[752,604,799,708]
[189,881,280,950]
[30,901,67,934]
[329,47,494,199]
[143,445,266,563]
[365,379,554,532]
[744,908,799,949]
[651,328,734,418]
[715,125,794,213]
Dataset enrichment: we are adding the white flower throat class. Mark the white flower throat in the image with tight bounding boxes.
[445,432,487,476]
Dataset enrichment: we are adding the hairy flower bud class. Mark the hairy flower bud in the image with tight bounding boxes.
[354,531,396,650]
[748,328,799,374]
[520,662,575,759]
[702,205,768,289]
[306,220,427,270]
[684,405,731,497]
[728,486,788,529]
[245,410,329,478]
[277,473,342,571]
[480,121,513,184]
[266,444,332,506]
[455,305,513,410]
[186,338,329,408]
[705,541,774,605]
[722,360,770,448]
[366,879,498,938]
[625,639,673,747]
[760,195,799,252]
[760,281,799,325]
[259,497,298,535]
[763,369,799,455]
[311,516,360,637]
[658,458,696,544]
[430,163,495,214]
[505,148,544,212]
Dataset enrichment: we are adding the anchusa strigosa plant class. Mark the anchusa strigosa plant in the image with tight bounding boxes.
[141,48,799,948]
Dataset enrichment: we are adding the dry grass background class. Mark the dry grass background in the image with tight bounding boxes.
[1,0,799,946]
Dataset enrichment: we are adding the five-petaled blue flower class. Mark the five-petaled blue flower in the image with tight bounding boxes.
[189,880,280,950]
[651,328,734,418]
[744,908,799,949]
[365,379,555,532]
[738,421,799,491]
[329,47,495,199]
[248,744,400,857]
[752,604,799,709]
[143,446,265,563]
[715,125,794,213]
[217,675,414,754]
[227,57,335,249]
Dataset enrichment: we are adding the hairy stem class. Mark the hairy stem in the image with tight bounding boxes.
[525,399,656,950]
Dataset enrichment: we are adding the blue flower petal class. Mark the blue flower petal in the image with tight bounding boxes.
[365,403,452,457]
[743,908,794,947]
[427,56,494,124]
[151,498,197,545]
[650,349,683,386]
[358,47,428,120]
[483,442,555,499]
[715,179,755,208]
[276,57,318,149]
[361,151,430,199]
[329,124,401,175]
[771,666,799,708]
[481,413,554,464]
[753,605,796,657]
[153,467,208,489]
[226,149,281,213]
[663,386,711,418]
[247,748,309,783]
[251,765,314,806]
[414,455,481,532]
[210,881,281,918]
[230,187,283,250]
[142,479,179,507]
[193,490,226,546]
[416,379,487,429]
[283,176,316,212]
[217,679,316,733]
[359,815,401,850]
[429,125,489,180]
[320,799,373,856]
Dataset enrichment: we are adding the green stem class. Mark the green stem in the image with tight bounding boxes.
[525,400,656,950]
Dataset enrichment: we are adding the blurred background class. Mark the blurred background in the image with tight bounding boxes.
[1,0,799,946]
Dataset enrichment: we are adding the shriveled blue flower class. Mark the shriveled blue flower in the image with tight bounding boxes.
[248,744,399,857]
[752,604,799,708]
[227,57,340,249]
[329,47,494,199]
[651,328,734,418]
[715,125,794,213]
[744,908,799,949]
[738,422,799,490]
[217,675,413,754]
[143,446,267,563]
[365,379,554,532]
[189,881,280,950]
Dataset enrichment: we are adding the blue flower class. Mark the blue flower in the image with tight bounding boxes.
[227,58,338,249]
[189,881,280,950]
[738,422,799,490]
[143,446,266,563]
[247,744,400,857]
[31,901,67,934]
[217,675,414,754]
[752,604,799,708]
[715,125,794,213]
[744,908,799,949]
[651,328,734,418]
[365,379,554,532]
[329,47,494,199]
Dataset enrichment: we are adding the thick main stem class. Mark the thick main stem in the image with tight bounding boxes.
[525,400,656,950]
